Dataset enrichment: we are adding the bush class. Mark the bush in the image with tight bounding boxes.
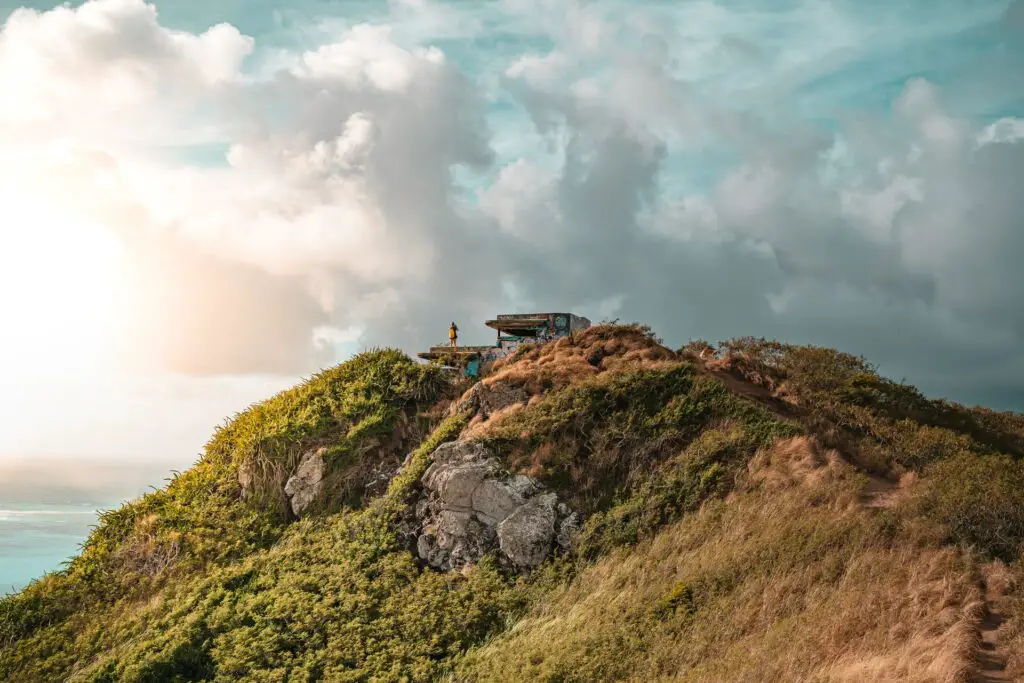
[713,337,1024,470]
[574,423,797,559]
[6,328,1024,682]
[0,349,452,666]
[917,452,1024,561]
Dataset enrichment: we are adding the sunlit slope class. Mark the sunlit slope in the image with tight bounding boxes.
[3,326,1024,682]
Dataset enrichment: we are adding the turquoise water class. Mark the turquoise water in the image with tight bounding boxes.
[0,503,106,595]
[0,458,180,597]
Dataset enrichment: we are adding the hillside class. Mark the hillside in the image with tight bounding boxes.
[3,325,1024,682]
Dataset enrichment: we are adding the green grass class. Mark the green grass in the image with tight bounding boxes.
[0,349,449,679]
[4,331,1024,681]
[2,412,504,682]
[916,451,1024,561]
[480,363,799,529]
[702,337,1024,470]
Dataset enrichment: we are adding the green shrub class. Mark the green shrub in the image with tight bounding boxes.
[917,452,1024,560]
[5,329,1024,682]
[575,423,796,559]
[0,349,451,668]
[715,338,1024,470]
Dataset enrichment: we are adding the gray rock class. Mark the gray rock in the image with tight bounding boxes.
[412,440,576,572]
[237,456,255,499]
[417,534,448,570]
[427,440,493,467]
[417,512,497,571]
[424,459,500,509]
[435,509,472,539]
[556,512,581,552]
[284,447,327,516]
[498,493,558,568]
[507,474,541,499]
[472,479,527,526]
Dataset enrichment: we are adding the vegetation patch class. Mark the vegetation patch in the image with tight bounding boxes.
[454,472,980,683]
[5,328,1024,682]
[916,452,1024,561]
[0,349,450,673]
[693,337,1024,472]
[481,362,799,542]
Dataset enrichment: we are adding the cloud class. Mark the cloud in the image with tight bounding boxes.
[1,0,1023,415]
[977,117,1024,146]
[115,230,334,375]
[1005,0,1024,29]
[0,0,252,144]
[476,1,1024,407]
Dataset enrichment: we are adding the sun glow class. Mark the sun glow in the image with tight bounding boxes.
[0,188,126,381]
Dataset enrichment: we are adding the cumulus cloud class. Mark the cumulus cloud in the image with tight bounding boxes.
[473,1,1024,407]
[1,0,1023,415]
[0,0,252,144]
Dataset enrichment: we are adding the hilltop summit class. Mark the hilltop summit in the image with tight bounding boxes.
[3,324,1024,681]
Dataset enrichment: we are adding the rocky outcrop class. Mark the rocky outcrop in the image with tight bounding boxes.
[448,381,529,418]
[497,493,557,568]
[237,456,255,500]
[284,447,327,516]
[410,440,576,571]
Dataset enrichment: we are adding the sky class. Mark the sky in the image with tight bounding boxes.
[0,0,1022,472]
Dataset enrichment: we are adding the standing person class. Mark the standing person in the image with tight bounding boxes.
[449,321,459,351]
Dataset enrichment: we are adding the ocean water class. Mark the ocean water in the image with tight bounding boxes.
[0,457,182,597]
[0,503,107,596]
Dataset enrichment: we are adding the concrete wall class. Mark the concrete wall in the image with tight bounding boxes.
[569,314,591,332]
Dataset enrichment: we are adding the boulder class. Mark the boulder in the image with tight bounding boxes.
[472,479,526,526]
[284,447,327,516]
[410,439,576,572]
[423,459,499,509]
[497,493,558,568]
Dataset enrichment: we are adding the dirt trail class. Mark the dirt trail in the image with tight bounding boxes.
[698,364,799,421]
[975,576,1012,682]
[857,480,1014,682]
[859,476,901,509]
[698,357,1018,680]
[855,469,1012,680]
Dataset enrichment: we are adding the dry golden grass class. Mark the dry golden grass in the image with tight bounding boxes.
[746,435,846,493]
[456,445,983,683]
[458,402,527,441]
[484,325,678,396]
[978,560,1024,681]
[703,350,785,395]
[1001,599,1024,681]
